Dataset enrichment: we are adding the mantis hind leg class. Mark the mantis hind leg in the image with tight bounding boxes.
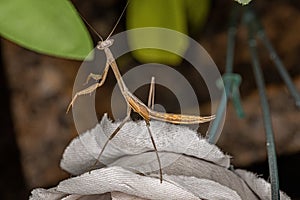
[145,120,163,183]
[147,76,155,109]
[146,76,163,182]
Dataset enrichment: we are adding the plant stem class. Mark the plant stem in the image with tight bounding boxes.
[245,9,280,200]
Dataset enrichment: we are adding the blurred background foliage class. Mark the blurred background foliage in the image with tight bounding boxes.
[0,0,250,62]
[0,0,92,60]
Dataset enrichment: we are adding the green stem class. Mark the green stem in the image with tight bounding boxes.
[257,27,300,108]
[244,9,280,200]
[208,4,239,144]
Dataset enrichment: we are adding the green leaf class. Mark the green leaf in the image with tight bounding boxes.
[0,0,93,60]
[126,0,188,66]
[185,0,210,32]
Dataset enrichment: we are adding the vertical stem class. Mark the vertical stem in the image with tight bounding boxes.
[245,11,280,200]
[208,91,226,144]
[208,4,239,144]
[225,10,238,74]
[257,29,300,108]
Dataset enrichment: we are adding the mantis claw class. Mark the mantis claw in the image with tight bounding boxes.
[84,73,102,85]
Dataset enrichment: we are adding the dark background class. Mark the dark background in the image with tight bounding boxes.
[0,0,299,199]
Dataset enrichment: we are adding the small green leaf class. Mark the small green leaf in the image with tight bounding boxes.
[234,0,252,5]
[126,0,188,66]
[0,0,93,60]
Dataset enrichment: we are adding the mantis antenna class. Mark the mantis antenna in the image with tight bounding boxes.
[77,1,129,42]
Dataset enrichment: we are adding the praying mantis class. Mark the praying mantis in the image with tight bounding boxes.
[67,3,215,183]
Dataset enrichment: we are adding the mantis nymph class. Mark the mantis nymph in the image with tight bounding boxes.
[68,2,215,183]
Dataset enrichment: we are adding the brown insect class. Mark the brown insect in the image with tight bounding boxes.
[67,2,215,183]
